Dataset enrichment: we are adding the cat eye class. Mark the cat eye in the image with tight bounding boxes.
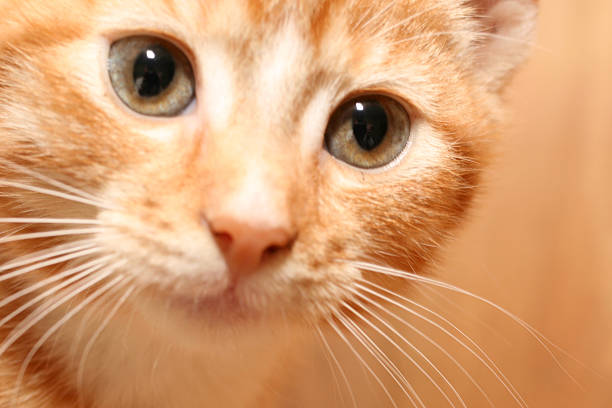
[108,36,195,117]
[324,95,411,169]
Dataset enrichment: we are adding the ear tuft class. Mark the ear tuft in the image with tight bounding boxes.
[469,0,538,91]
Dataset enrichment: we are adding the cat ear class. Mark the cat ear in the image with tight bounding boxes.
[468,0,538,91]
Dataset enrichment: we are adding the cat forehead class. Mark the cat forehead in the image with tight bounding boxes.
[88,0,468,63]
[8,0,474,67]
[3,0,480,138]
[11,0,472,90]
[90,0,463,120]
[94,0,460,30]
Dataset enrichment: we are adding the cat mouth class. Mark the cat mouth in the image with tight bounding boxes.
[165,284,259,322]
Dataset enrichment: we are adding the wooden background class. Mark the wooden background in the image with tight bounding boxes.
[295,1,612,407]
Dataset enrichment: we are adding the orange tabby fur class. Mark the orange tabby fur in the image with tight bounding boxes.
[0,1,536,407]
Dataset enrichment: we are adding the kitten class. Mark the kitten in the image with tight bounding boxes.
[0,0,537,407]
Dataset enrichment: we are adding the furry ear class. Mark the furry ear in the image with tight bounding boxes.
[469,0,538,91]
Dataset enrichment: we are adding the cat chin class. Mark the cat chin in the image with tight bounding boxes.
[156,284,262,325]
[67,294,296,408]
[132,279,293,337]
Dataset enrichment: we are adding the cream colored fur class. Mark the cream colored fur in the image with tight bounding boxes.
[0,1,537,407]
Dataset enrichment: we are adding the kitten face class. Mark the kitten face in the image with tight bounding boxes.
[0,0,536,405]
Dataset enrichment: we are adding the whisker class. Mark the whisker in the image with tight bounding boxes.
[336,310,421,408]
[69,273,130,368]
[355,280,526,408]
[0,228,105,245]
[0,180,114,211]
[416,285,512,348]
[371,4,449,41]
[341,304,433,408]
[355,0,399,35]
[351,261,581,389]
[76,284,135,405]
[0,218,103,225]
[316,334,345,407]
[0,225,27,238]
[327,315,399,408]
[0,161,110,204]
[350,287,493,407]
[11,274,128,406]
[0,257,114,332]
[0,246,101,282]
[0,241,96,273]
[0,253,110,312]
[316,326,355,408]
[0,259,124,358]
[345,296,465,408]
[387,30,548,53]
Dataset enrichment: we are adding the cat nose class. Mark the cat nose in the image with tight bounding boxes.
[208,216,295,280]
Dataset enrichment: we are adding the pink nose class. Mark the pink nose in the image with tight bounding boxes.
[209,216,295,280]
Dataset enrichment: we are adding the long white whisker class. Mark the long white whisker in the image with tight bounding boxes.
[0,246,101,282]
[0,241,96,273]
[0,218,103,225]
[327,315,399,408]
[0,180,114,211]
[69,273,128,368]
[355,280,526,408]
[340,305,427,408]
[354,0,398,35]
[336,310,420,408]
[0,255,113,327]
[0,259,124,358]
[316,326,353,408]
[0,228,105,244]
[346,296,465,408]
[0,258,114,332]
[416,285,512,348]
[371,4,448,40]
[0,161,110,204]
[76,284,135,405]
[351,286,494,408]
[0,251,108,310]
[352,261,581,389]
[11,274,127,406]
[388,30,547,53]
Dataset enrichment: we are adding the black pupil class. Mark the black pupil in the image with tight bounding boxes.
[352,101,388,151]
[133,45,176,98]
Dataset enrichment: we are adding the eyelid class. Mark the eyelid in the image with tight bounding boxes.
[104,28,197,66]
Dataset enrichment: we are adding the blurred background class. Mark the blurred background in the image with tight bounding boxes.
[440,0,612,405]
[294,1,612,407]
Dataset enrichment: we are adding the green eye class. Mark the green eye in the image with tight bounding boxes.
[324,95,411,169]
[108,36,195,117]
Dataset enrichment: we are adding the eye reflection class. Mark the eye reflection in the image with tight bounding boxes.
[133,44,176,98]
[324,95,411,169]
[108,36,195,117]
